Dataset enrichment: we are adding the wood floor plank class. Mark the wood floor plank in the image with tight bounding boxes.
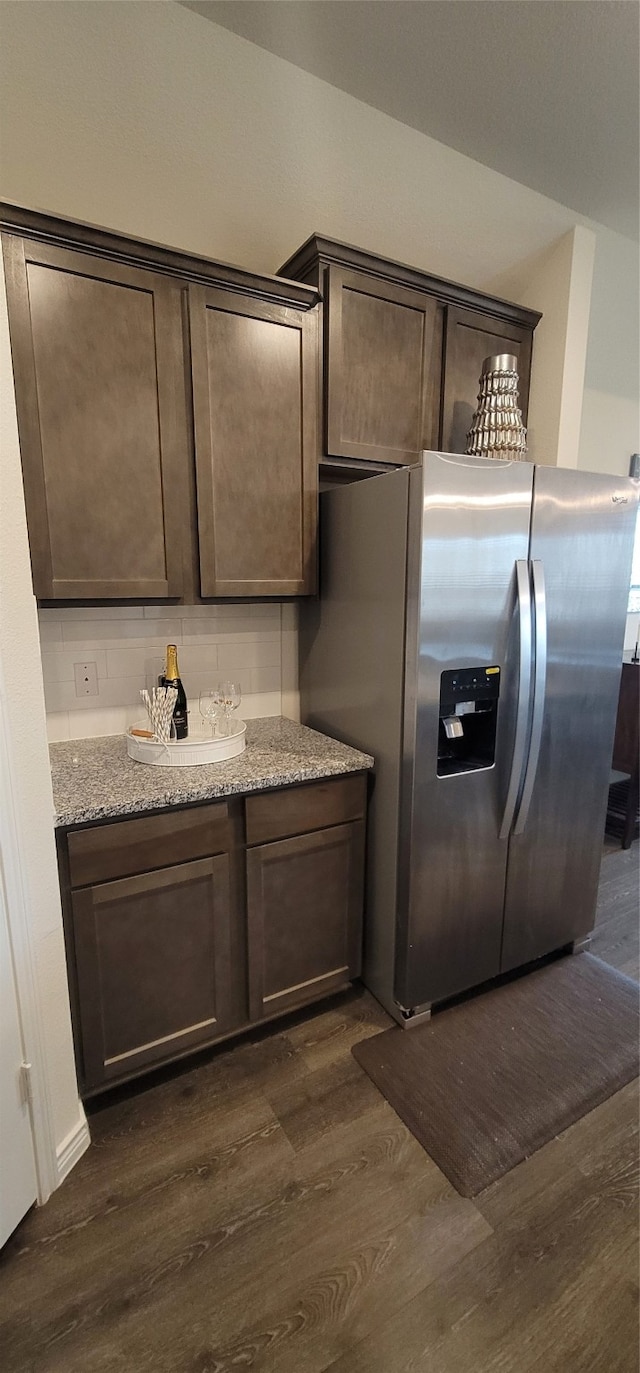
[323,1090,639,1373]
[264,1053,385,1153]
[2,1114,481,1373]
[2,1026,316,1276]
[0,1098,295,1367]
[285,986,393,1073]
[3,1087,285,1261]
[591,846,639,980]
[180,1191,490,1373]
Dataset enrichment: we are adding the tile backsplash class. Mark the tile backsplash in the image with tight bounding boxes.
[39,603,287,741]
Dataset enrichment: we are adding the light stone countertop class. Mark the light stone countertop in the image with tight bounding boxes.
[50,716,374,828]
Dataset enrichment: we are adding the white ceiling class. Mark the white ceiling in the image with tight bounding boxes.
[178,0,639,240]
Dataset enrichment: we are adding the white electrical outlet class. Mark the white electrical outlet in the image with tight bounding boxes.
[74,661,99,697]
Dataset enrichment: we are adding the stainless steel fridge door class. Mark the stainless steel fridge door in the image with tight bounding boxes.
[395,451,534,1010]
[501,466,638,972]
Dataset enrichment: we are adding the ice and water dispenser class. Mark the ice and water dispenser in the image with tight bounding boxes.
[437,666,501,776]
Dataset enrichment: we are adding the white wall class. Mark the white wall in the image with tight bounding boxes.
[0,264,87,1180]
[579,230,639,476]
[580,392,639,478]
[0,1,584,277]
[488,227,596,468]
[0,0,636,477]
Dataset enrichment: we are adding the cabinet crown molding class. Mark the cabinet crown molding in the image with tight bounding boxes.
[0,202,320,312]
[278,232,542,330]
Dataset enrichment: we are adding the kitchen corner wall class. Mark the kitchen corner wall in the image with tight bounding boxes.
[39,602,290,742]
[487,227,595,469]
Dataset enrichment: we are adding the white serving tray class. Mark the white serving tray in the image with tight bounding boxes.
[126,719,246,767]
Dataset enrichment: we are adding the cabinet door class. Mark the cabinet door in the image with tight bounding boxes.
[326,266,442,465]
[246,821,364,1021]
[441,305,533,455]
[189,286,318,596]
[2,237,188,600]
[72,855,236,1092]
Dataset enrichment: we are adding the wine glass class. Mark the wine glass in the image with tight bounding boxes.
[199,687,222,737]
[219,680,242,735]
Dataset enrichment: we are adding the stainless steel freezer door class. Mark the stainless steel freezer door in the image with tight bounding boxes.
[395,451,534,1010]
[501,467,638,972]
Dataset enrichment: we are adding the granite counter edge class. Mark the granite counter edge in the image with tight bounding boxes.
[54,755,374,830]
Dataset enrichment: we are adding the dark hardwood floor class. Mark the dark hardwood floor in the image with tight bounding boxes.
[592,838,639,980]
[1,843,638,1373]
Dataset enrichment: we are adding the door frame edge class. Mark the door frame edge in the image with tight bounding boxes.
[0,667,76,1205]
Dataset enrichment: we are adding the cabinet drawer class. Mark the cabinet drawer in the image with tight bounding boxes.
[67,802,233,887]
[245,774,367,846]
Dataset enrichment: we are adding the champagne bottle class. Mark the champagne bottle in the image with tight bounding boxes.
[161,644,188,739]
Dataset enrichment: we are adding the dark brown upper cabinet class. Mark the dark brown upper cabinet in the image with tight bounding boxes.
[278,236,541,476]
[2,235,188,601]
[1,204,320,603]
[326,266,442,465]
[189,287,318,597]
[441,306,534,456]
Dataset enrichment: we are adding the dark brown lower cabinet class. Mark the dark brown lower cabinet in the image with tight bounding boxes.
[72,855,235,1093]
[60,775,368,1096]
[246,820,365,1021]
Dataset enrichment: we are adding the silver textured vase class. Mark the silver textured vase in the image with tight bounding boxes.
[465,353,528,461]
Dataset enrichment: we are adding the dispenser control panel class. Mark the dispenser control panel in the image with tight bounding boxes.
[437,666,501,777]
[440,666,500,715]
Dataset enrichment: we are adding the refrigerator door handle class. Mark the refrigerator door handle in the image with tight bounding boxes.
[499,560,533,840]
[513,560,548,835]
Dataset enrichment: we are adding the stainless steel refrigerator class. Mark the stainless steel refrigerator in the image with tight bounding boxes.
[299,451,638,1025]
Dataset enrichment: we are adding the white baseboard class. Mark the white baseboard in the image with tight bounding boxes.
[55,1111,91,1185]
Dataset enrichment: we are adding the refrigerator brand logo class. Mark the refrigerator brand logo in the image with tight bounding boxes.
[611,494,628,504]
